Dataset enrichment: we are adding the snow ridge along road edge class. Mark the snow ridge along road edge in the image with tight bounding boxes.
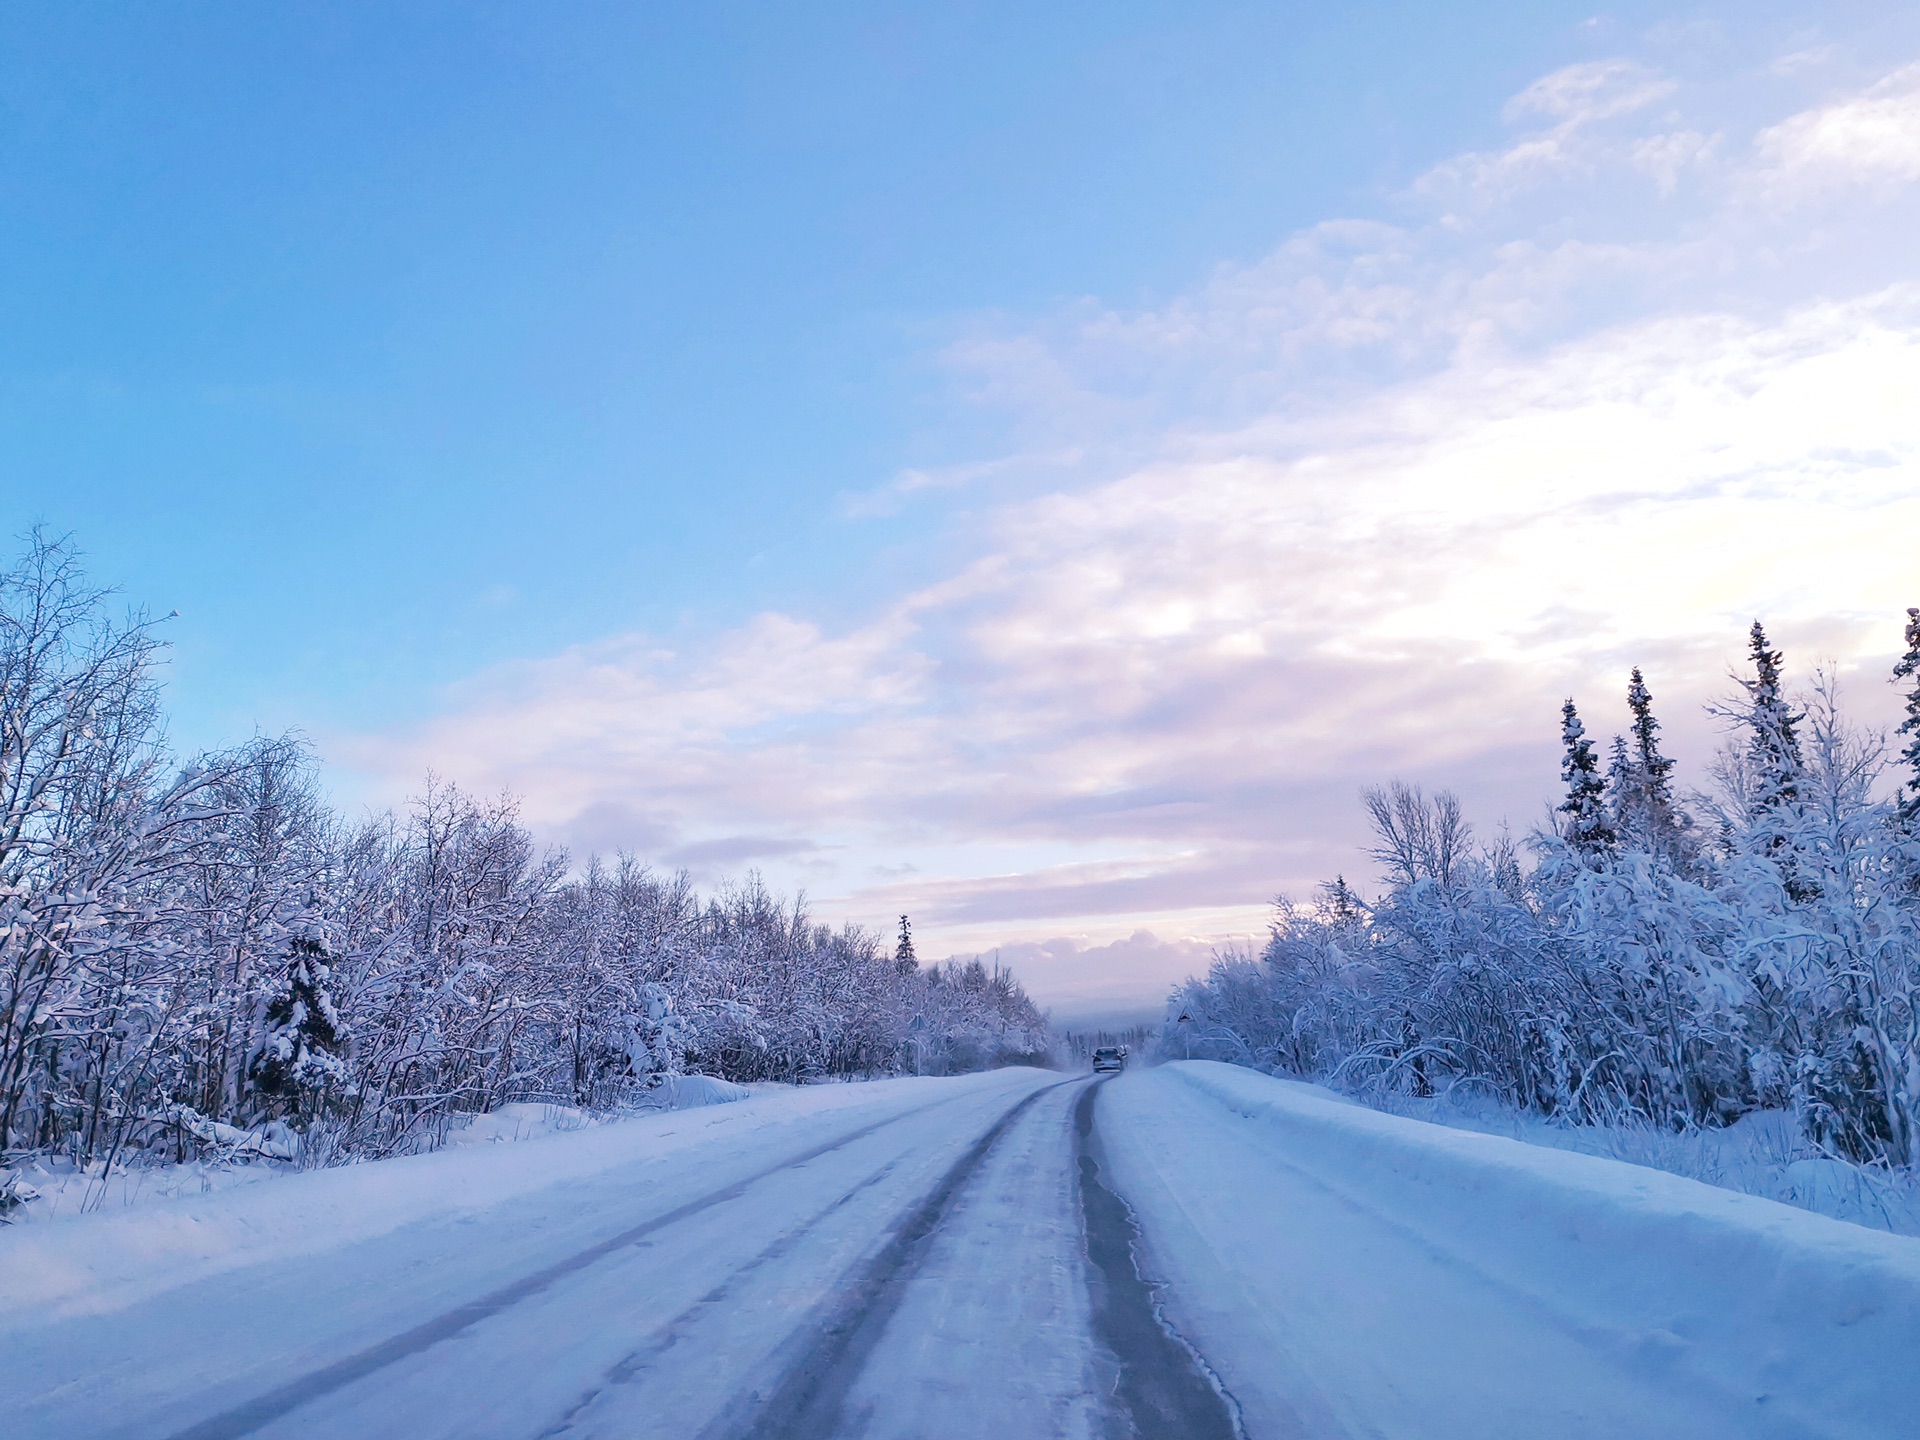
[1160,1061,1920,1439]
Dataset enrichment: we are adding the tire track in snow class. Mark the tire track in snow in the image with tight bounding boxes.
[163,1096,975,1440]
[534,1151,910,1437]
[711,1079,1071,1440]
[1075,1080,1244,1440]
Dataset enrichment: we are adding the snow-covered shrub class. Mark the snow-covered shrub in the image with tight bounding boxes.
[1171,616,1920,1173]
[0,537,1052,1183]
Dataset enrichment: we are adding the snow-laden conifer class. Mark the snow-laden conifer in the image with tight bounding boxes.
[1173,618,1920,1167]
[1893,606,1920,822]
[249,927,350,1105]
[1741,620,1804,816]
[1558,699,1614,859]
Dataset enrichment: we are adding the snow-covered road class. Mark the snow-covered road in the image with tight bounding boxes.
[4,1063,1917,1439]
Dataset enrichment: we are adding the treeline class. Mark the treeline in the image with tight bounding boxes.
[0,537,1048,1176]
[1172,614,1920,1167]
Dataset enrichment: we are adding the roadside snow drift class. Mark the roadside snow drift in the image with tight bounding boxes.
[1131,1062,1920,1439]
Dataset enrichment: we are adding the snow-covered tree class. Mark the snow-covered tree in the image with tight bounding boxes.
[1893,606,1920,823]
[1558,700,1614,859]
[249,929,350,1107]
[1741,621,1805,817]
[1168,618,1920,1168]
[1613,667,1693,864]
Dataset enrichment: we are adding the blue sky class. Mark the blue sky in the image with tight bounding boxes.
[6,0,1668,736]
[8,3,1920,1012]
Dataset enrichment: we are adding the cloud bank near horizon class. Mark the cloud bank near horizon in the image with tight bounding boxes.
[338,29,1920,1008]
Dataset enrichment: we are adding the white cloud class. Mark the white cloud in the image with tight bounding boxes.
[1768,45,1837,79]
[1418,61,1682,203]
[987,932,1238,1017]
[1631,129,1718,194]
[1755,63,1920,193]
[1503,60,1676,125]
[342,51,1920,1008]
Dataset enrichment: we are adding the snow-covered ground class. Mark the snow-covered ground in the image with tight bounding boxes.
[1352,1082,1920,1238]
[1104,1063,1920,1440]
[3,1062,1915,1439]
[0,1077,757,1226]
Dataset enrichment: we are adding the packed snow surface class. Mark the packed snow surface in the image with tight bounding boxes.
[1104,1063,1920,1439]
[1363,1083,1920,1237]
[3,1062,1915,1439]
[5,1077,753,1225]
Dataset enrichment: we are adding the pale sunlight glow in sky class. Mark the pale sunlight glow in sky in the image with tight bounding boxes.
[8,4,1919,1014]
[346,36,1920,1011]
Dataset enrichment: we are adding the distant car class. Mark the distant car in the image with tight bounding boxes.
[1091,1046,1127,1073]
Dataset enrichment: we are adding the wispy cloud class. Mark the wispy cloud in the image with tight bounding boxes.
[1415,60,1680,202]
[340,38,1920,1006]
[1754,62,1920,193]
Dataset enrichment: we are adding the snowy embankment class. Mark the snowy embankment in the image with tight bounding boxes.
[0,1075,754,1226]
[0,1074,914,1327]
[1110,1062,1920,1440]
[1366,1082,1920,1236]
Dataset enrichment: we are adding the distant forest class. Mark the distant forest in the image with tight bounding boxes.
[0,535,1048,1178]
[1174,612,1920,1168]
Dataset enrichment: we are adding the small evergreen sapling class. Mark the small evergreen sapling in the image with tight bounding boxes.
[250,934,350,1103]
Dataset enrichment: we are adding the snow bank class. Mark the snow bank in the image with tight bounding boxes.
[653,1073,752,1108]
[6,1081,754,1225]
[1363,1084,1920,1237]
[440,1081,747,1148]
[0,1071,1017,1328]
[0,1154,286,1226]
[1165,1061,1920,1435]
[443,1102,595,1147]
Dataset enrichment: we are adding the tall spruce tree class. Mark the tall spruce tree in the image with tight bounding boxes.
[1324,874,1363,925]
[1742,620,1803,815]
[1626,668,1676,806]
[895,914,917,974]
[1559,700,1615,858]
[1894,606,1920,822]
[1604,732,1633,832]
[1737,620,1817,902]
[1616,666,1687,855]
